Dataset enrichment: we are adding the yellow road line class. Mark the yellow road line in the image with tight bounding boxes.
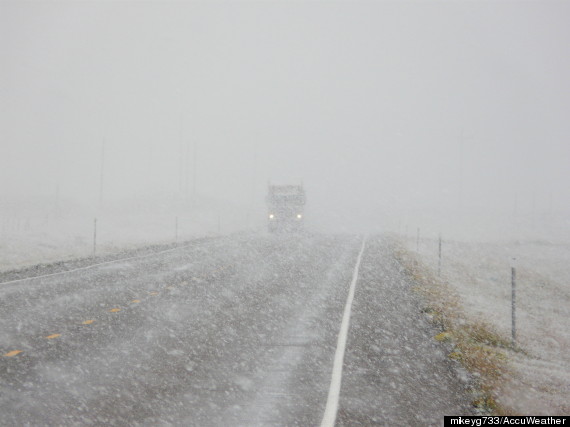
[6,263,237,357]
[7,265,224,358]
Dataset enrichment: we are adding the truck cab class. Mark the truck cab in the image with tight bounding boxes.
[266,185,305,233]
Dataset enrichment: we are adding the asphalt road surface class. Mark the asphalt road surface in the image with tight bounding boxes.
[1,234,474,426]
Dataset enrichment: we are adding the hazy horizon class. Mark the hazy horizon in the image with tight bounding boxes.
[2,1,569,234]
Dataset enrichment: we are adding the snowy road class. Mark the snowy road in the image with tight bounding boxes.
[1,234,473,426]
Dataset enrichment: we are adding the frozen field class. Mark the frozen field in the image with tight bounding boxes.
[0,196,251,272]
[3,195,569,416]
[404,218,570,415]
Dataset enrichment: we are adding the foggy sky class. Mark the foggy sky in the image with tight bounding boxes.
[2,1,570,232]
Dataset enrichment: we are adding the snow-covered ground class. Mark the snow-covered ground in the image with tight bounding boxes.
[0,195,255,272]
[404,215,570,415]
[3,195,568,415]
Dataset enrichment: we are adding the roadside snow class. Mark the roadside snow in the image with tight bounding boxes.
[405,223,570,415]
[0,195,252,272]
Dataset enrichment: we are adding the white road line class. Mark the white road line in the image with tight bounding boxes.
[320,236,367,427]
[0,244,194,286]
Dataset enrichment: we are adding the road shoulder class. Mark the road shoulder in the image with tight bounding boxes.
[337,236,474,426]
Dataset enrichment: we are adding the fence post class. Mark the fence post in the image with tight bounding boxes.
[438,234,442,276]
[416,228,420,252]
[93,218,97,257]
[511,260,517,346]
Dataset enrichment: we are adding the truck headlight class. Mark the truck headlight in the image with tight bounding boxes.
[269,214,275,219]
[296,214,302,219]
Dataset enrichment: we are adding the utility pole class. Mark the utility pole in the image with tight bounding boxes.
[249,143,258,228]
[93,218,97,257]
[253,144,258,203]
[416,227,420,252]
[179,113,184,196]
[532,192,537,227]
[458,130,465,213]
[184,141,190,200]
[99,140,105,207]
[192,140,197,205]
[55,183,60,218]
[438,234,442,276]
[175,216,178,243]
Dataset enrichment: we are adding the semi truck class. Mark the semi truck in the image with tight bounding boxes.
[266,184,306,233]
